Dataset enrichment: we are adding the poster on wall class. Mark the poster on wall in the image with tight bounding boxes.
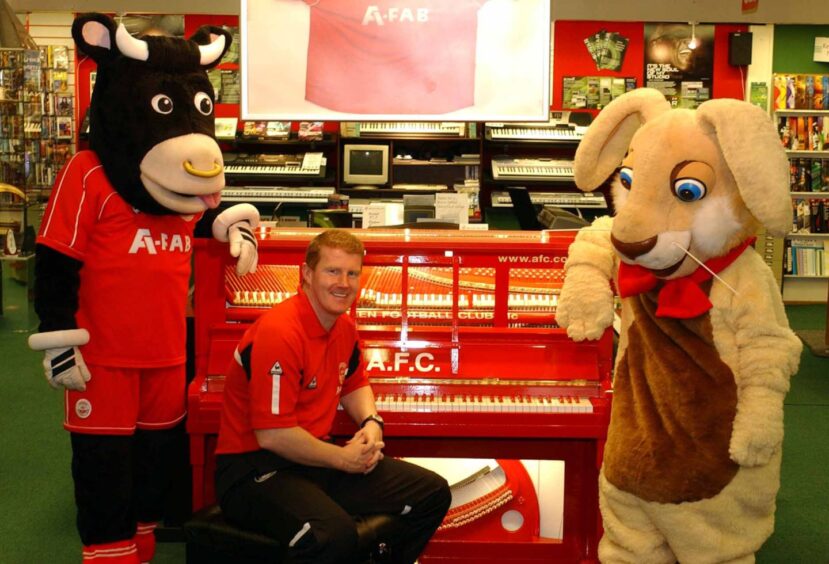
[562,76,636,109]
[644,23,714,109]
[583,30,629,71]
[241,0,551,121]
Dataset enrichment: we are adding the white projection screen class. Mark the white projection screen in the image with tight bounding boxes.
[241,0,551,121]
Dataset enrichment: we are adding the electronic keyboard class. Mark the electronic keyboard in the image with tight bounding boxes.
[359,122,466,137]
[491,191,607,208]
[491,158,574,181]
[221,186,335,203]
[223,154,326,179]
[486,123,587,142]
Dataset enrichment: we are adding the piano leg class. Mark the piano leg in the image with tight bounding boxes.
[188,432,206,510]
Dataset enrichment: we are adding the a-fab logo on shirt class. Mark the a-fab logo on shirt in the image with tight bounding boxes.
[362,6,429,25]
[128,228,192,255]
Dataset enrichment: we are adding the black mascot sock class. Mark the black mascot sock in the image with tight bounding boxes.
[71,433,135,545]
[133,423,188,525]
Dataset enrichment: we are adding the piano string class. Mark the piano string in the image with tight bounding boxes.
[224,264,564,327]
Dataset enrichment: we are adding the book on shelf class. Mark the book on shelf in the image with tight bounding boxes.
[52,46,69,70]
[266,121,291,138]
[56,116,72,139]
[298,121,324,140]
[55,93,72,117]
[214,117,238,140]
[52,70,68,93]
[791,198,829,234]
[39,45,70,70]
[786,238,827,276]
[774,73,829,110]
[242,120,267,138]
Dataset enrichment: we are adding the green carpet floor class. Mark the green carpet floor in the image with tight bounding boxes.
[1,269,826,562]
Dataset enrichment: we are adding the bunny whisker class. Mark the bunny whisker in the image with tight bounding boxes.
[671,241,739,296]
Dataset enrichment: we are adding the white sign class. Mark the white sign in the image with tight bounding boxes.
[814,37,829,63]
[434,193,469,225]
[241,0,551,121]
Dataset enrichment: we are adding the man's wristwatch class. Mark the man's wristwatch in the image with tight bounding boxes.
[360,413,384,431]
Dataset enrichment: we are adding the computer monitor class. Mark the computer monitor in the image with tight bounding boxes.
[343,144,389,187]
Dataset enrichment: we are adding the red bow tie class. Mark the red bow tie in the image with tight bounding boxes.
[616,238,755,319]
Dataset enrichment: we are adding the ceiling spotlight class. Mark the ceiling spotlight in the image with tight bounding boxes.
[688,22,698,50]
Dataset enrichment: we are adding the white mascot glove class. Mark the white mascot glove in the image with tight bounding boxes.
[28,329,91,391]
[212,203,261,276]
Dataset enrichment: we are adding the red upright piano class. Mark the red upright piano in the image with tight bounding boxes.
[188,227,613,563]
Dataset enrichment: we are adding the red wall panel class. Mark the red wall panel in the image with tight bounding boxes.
[552,21,646,114]
[551,20,749,115]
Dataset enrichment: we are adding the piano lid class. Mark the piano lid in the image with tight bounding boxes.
[257,226,576,250]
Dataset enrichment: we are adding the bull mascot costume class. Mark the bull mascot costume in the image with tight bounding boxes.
[28,13,259,563]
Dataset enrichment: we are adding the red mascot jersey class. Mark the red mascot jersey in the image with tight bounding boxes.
[37,151,201,367]
[216,290,369,455]
[304,0,484,114]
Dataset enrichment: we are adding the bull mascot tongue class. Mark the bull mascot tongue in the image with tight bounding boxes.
[27,13,259,564]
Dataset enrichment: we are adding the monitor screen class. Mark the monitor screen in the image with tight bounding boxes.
[343,144,389,186]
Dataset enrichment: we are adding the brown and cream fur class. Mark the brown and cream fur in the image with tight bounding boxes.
[556,89,802,563]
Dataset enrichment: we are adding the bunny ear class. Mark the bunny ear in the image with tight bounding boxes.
[574,88,671,191]
[696,99,792,236]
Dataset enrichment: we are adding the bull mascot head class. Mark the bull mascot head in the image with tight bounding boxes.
[72,13,231,214]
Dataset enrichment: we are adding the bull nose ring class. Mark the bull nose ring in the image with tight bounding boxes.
[183,161,222,178]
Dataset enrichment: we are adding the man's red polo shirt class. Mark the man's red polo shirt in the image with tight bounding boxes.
[216,290,368,455]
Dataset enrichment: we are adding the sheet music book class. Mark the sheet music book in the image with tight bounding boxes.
[266,121,291,138]
[214,117,238,140]
[242,121,267,138]
[298,121,324,140]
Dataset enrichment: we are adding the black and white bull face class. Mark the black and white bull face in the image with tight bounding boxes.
[72,13,232,215]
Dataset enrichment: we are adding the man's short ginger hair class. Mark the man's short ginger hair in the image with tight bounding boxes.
[305,229,365,270]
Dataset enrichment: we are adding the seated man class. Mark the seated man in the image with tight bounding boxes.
[215,229,451,563]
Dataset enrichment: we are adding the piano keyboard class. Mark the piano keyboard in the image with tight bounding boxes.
[222,186,334,203]
[487,124,587,142]
[492,191,607,208]
[373,393,593,414]
[359,122,466,137]
[491,158,574,181]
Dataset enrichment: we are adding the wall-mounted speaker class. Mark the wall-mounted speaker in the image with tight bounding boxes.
[729,32,753,66]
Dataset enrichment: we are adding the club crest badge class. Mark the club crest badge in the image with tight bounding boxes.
[75,399,92,419]
[307,376,318,389]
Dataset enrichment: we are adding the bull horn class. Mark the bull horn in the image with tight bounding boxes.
[199,33,226,66]
[115,23,149,61]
